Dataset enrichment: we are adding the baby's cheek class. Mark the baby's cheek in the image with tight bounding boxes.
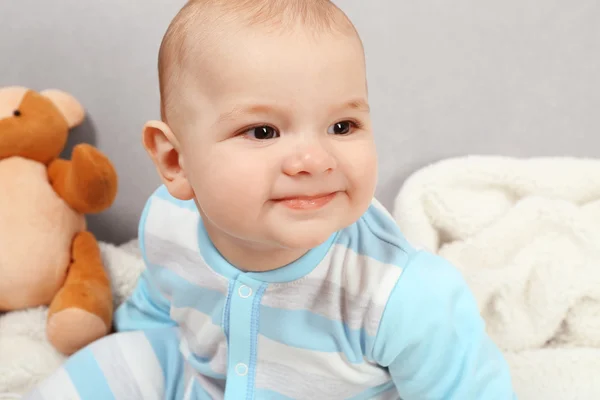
[193,179,256,234]
[194,161,265,212]
[340,143,377,188]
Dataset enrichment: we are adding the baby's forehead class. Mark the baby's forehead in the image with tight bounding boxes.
[158,0,360,123]
[165,35,367,133]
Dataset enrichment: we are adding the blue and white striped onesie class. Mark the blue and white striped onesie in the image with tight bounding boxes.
[25,185,516,400]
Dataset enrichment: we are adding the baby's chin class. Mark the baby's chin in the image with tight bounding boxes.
[264,202,369,250]
[266,218,347,251]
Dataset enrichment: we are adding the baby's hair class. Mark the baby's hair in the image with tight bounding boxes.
[158,0,358,123]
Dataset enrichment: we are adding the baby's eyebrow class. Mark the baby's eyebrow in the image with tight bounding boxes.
[216,98,370,124]
[217,104,277,124]
[340,99,370,113]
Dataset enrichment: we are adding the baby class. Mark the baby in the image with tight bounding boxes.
[25,0,516,399]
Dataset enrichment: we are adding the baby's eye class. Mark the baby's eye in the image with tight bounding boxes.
[244,125,280,140]
[328,120,356,135]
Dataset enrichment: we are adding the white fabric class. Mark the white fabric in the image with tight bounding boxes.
[0,240,145,396]
[393,155,600,398]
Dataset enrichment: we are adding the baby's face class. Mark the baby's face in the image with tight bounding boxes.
[177,26,377,251]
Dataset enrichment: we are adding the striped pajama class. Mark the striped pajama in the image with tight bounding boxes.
[24,186,517,399]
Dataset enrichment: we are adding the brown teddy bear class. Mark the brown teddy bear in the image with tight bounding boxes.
[0,86,118,355]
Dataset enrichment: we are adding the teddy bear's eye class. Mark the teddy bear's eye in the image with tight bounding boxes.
[13,110,21,117]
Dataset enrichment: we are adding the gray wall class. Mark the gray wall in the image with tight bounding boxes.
[1,0,599,244]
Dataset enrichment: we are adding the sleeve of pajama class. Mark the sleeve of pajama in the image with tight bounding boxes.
[372,251,518,400]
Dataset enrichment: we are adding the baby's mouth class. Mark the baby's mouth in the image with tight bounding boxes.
[273,192,338,210]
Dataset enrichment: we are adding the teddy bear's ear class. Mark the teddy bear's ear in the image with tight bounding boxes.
[0,86,28,118]
[40,89,85,129]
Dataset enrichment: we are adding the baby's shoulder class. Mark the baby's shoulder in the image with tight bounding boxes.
[334,198,421,267]
[328,198,469,318]
[138,185,199,256]
[315,200,421,320]
[342,198,470,299]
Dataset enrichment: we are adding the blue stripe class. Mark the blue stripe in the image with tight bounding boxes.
[146,263,227,326]
[143,328,186,399]
[152,185,198,211]
[64,347,115,400]
[259,306,376,363]
[254,389,296,399]
[114,270,177,331]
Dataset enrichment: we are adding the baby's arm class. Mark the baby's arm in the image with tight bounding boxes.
[373,251,517,399]
[114,269,177,332]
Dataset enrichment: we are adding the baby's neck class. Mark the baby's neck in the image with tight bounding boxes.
[204,222,309,273]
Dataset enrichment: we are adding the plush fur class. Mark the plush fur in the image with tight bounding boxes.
[0,86,118,356]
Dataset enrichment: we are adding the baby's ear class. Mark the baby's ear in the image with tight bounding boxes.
[40,89,85,129]
[143,120,194,201]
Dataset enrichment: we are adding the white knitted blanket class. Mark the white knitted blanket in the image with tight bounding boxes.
[394,155,600,399]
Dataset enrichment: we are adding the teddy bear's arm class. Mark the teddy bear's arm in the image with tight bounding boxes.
[48,143,118,214]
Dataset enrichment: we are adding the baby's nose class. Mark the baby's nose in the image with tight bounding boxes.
[283,144,337,176]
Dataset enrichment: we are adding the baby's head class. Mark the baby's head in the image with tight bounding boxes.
[144,0,377,257]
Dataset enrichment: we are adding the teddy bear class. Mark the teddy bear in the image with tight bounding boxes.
[0,86,118,356]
